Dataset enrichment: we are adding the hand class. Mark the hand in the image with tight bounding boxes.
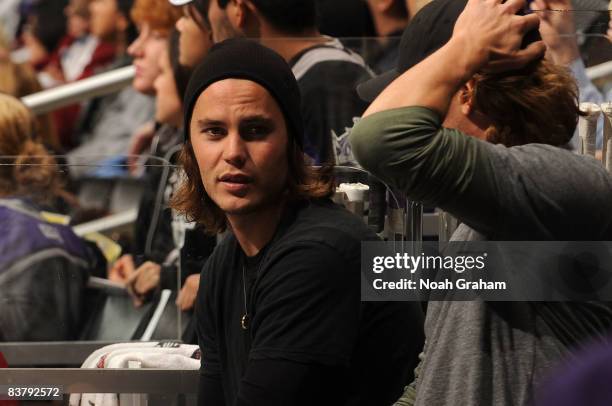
[452,0,546,73]
[127,121,156,174]
[126,261,162,307]
[108,254,135,283]
[532,0,579,65]
[44,64,65,83]
[176,274,200,311]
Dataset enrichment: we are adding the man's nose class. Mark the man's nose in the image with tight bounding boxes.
[223,133,247,167]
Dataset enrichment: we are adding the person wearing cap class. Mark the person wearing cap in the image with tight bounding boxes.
[350,0,612,405]
[171,38,424,405]
[205,0,373,165]
[169,0,213,68]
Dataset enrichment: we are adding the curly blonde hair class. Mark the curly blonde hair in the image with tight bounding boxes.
[0,94,62,205]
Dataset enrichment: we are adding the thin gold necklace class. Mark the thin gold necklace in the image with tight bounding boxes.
[241,263,249,330]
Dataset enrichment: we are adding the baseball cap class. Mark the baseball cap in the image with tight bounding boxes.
[357,0,541,102]
[168,0,192,5]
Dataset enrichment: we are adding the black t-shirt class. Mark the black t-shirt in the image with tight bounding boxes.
[196,199,424,405]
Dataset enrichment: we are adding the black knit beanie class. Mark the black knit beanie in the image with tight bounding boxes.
[183,38,303,149]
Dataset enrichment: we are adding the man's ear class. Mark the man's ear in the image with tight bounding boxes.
[459,79,476,116]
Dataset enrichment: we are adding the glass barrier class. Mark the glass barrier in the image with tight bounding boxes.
[0,155,195,350]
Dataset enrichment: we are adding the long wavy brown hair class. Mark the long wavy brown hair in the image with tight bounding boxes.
[171,132,335,235]
[470,60,580,147]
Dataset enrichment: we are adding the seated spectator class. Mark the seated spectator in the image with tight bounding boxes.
[171,0,213,68]
[206,0,374,164]
[112,30,215,319]
[128,0,182,94]
[66,0,165,177]
[350,0,612,405]
[42,0,117,148]
[120,0,183,158]
[173,38,424,405]
[45,0,116,85]
[16,0,68,74]
[0,94,101,341]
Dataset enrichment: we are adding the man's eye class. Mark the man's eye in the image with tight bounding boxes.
[202,127,226,137]
[243,126,269,138]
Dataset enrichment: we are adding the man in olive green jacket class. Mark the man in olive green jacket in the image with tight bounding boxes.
[350,0,612,405]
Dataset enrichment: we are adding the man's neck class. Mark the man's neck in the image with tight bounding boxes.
[227,201,286,257]
[259,27,328,62]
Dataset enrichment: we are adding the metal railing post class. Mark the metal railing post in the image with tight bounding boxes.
[22,66,135,115]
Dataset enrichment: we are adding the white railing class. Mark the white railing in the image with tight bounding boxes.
[587,60,612,81]
[22,66,135,115]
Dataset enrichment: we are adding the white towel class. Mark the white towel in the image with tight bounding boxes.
[69,342,200,406]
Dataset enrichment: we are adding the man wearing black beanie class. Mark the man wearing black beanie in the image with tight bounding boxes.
[204,0,373,166]
[171,38,424,405]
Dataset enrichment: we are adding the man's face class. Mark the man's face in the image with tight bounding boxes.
[190,79,289,216]
[176,5,213,67]
[207,0,242,42]
[127,23,167,94]
[89,0,120,40]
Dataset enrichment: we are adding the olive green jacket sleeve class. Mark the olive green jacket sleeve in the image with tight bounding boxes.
[349,106,500,237]
[349,106,612,240]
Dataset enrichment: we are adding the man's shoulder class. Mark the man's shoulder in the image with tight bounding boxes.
[275,199,377,257]
[503,143,612,187]
[492,143,612,238]
[292,39,372,85]
[297,59,372,89]
[205,233,236,265]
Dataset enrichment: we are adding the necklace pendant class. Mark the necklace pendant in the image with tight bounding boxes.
[241,314,249,330]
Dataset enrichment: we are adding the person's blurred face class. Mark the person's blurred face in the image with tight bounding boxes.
[127,23,167,94]
[65,1,90,38]
[175,5,212,67]
[189,79,289,215]
[207,0,241,43]
[89,0,120,40]
[153,48,182,126]
[67,14,90,38]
